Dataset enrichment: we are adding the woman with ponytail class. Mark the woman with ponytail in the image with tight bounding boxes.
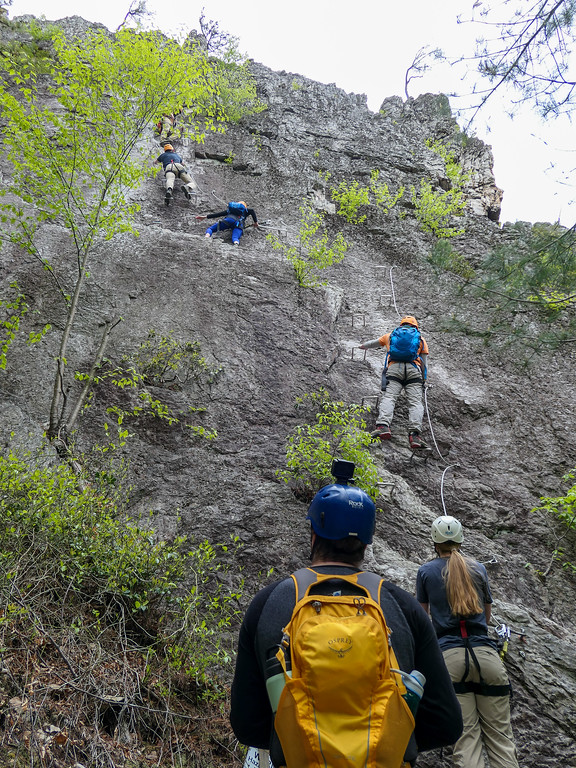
[416,516,519,768]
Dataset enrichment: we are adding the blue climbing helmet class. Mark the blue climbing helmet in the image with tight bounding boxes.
[306,483,376,545]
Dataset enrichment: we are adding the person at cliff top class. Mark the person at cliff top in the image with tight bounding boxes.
[195,201,258,245]
[230,466,463,767]
[156,144,197,206]
[156,112,177,140]
[416,516,519,768]
[359,315,429,450]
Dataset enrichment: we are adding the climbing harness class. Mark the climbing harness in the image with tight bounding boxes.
[451,621,512,698]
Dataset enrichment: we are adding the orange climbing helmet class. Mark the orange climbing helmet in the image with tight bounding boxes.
[400,316,419,329]
[238,200,248,209]
[163,143,174,151]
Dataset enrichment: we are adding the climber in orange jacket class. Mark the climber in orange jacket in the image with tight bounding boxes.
[359,316,428,450]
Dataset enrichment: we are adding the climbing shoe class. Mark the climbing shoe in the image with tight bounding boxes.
[164,188,173,206]
[371,424,392,441]
[409,431,427,450]
[183,186,192,200]
[233,241,239,246]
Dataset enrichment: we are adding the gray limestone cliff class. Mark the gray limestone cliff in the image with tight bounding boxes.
[1,17,575,767]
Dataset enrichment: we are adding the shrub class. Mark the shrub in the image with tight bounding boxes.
[331,180,370,223]
[427,240,476,279]
[0,447,243,763]
[267,202,349,287]
[533,469,576,574]
[369,169,405,214]
[79,330,220,450]
[411,140,469,238]
[330,170,404,224]
[277,390,379,501]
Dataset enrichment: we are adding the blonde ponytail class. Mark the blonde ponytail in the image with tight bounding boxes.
[441,546,483,617]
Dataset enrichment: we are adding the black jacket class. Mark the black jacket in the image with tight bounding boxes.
[230,565,463,766]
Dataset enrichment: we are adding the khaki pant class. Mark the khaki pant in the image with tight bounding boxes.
[160,114,174,139]
[377,362,424,433]
[163,162,198,195]
[443,646,519,768]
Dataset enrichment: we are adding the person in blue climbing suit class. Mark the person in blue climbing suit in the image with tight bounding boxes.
[156,143,197,205]
[195,201,258,245]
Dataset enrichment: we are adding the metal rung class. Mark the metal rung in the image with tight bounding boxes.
[351,347,367,361]
[377,294,393,308]
[351,313,366,328]
[361,394,380,408]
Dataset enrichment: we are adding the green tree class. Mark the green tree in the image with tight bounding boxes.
[434,221,576,351]
[0,26,261,457]
[423,4,576,349]
[465,0,576,121]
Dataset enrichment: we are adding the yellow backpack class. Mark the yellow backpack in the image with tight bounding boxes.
[274,568,415,768]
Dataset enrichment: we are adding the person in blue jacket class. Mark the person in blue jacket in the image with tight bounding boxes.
[156,144,197,205]
[195,201,258,245]
[416,515,519,768]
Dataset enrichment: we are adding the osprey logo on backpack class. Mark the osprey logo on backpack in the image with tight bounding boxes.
[273,568,415,768]
[388,325,421,363]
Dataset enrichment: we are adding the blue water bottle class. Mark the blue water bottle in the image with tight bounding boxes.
[393,669,426,716]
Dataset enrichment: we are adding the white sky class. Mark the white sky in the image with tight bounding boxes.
[9,0,576,226]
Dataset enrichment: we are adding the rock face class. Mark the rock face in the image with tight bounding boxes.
[1,20,575,767]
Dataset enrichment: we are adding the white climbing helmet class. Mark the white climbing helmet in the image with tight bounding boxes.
[431,515,463,544]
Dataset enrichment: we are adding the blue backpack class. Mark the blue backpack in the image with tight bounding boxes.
[227,201,247,219]
[388,325,421,362]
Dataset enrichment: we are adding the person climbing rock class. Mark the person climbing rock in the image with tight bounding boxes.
[155,112,177,140]
[195,201,258,245]
[359,315,428,449]
[156,144,197,206]
[416,516,519,768]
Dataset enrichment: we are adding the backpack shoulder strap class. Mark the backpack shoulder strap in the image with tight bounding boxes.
[291,567,319,601]
[292,568,383,602]
[356,570,384,603]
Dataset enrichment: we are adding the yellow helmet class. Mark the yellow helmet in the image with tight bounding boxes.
[163,143,174,151]
[400,316,419,329]
[238,200,247,208]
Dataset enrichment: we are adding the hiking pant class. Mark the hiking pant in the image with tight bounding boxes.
[443,647,519,768]
[206,216,244,244]
[160,115,174,139]
[163,163,197,195]
[377,362,423,433]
